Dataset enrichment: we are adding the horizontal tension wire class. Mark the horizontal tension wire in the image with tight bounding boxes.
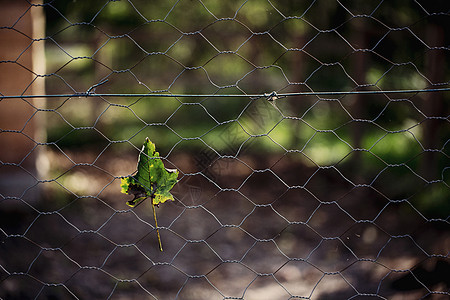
[1,87,449,99]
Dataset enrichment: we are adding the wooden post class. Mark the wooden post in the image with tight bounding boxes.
[0,0,46,203]
[422,24,445,181]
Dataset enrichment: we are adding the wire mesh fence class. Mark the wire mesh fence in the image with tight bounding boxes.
[1,0,449,299]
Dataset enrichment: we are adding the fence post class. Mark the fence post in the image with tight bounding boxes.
[422,24,445,181]
[0,1,46,203]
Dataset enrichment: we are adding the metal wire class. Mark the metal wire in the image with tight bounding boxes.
[1,1,449,299]
[1,87,450,99]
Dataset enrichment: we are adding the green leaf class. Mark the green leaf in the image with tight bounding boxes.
[120,138,179,251]
[120,137,179,207]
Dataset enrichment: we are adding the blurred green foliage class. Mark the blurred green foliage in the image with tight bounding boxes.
[43,1,449,216]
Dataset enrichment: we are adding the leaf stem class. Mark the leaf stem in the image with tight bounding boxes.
[152,201,163,252]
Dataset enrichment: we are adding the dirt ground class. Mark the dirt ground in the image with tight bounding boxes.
[1,149,449,299]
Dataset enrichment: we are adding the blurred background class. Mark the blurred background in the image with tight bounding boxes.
[1,0,449,299]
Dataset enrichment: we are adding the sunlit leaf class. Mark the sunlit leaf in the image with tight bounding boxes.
[120,137,179,251]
